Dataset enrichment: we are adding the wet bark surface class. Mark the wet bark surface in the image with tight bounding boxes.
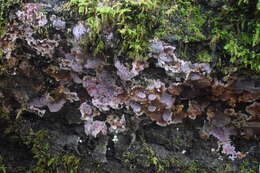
[0,1,259,173]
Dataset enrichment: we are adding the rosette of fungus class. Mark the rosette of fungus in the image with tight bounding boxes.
[79,102,100,121]
[82,70,126,111]
[50,15,66,30]
[73,21,88,40]
[149,39,211,79]
[16,3,49,28]
[28,86,79,116]
[129,80,180,126]
[84,121,107,138]
[114,60,149,81]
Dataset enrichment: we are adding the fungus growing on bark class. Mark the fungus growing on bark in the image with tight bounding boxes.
[114,60,148,81]
[16,3,48,28]
[28,94,66,115]
[45,65,72,82]
[28,87,79,116]
[130,102,143,115]
[50,15,66,30]
[84,57,104,69]
[73,21,88,40]
[82,70,125,111]
[84,120,107,138]
[60,49,84,73]
[128,80,179,126]
[79,102,100,121]
[208,127,243,160]
[1,1,259,163]
[79,102,93,120]
[149,39,211,79]
[1,8,58,60]
[160,92,174,109]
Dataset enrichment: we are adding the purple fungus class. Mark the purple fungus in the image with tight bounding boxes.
[148,105,157,112]
[114,60,134,81]
[130,102,141,113]
[70,72,82,84]
[47,98,66,112]
[159,55,173,63]
[209,127,240,160]
[16,3,48,28]
[84,121,107,138]
[147,80,165,90]
[160,93,174,109]
[50,15,66,30]
[73,21,87,40]
[148,94,157,101]
[162,111,172,122]
[79,102,95,120]
[84,58,103,69]
[63,89,80,102]
[150,39,164,54]
[222,143,240,160]
[137,91,146,99]
[80,102,93,116]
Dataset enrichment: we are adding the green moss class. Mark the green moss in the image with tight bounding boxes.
[160,0,207,43]
[197,50,212,62]
[215,163,235,173]
[0,0,22,26]
[182,161,207,173]
[69,0,207,60]
[0,49,3,60]
[70,0,157,59]
[123,140,211,173]
[122,140,258,173]
[210,0,260,71]
[239,160,259,173]
[69,0,259,72]
[0,156,7,173]
[0,60,15,74]
[123,142,172,172]
[83,168,99,173]
[214,159,260,173]
[0,0,22,72]
[24,130,81,173]
[0,109,9,120]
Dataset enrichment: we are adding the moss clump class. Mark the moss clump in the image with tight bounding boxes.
[0,0,22,73]
[0,49,3,59]
[0,0,22,34]
[123,140,210,173]
[159,0,207,42]
[210,0,260,71]
[197,50,212,62]
[239,160,259,173]
[0,156,7,173]
[24,130,81,173]
[123,142,171,172]
[68,0,207,60]
[69,0,158,59]
[69,0,259,72]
